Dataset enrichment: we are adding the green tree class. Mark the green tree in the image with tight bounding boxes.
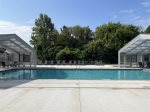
[56,47,74,61]
[70,26,93,48]
[83,40,104,60]
[60,26,72,37]
[70,26,93,40]
[58,25,93,49]
[56,47,84,61]
[95,22,140,63]
[30,14,58,62]
[30,14,141,64]
[59,26,72,47]
[145,25,150,33]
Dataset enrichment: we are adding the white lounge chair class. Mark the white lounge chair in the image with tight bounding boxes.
[62,60,66,65]
[77,60,81,65]
[50,60,54,65]
[90,60,94,65]
[57,60,61,65]
[44,60,47,65]
[81,60,84,65]
[99,60,103,65]
[73,60,77,65]
[95,60,99,65]
[84,61,88,65]
[69,60,72,65]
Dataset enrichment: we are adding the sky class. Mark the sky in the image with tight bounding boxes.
[0,0,150,44]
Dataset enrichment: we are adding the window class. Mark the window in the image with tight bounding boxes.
[126,55,137,62]
[132,55,137,62]
[143,55,149,62]
[23,55,30,62]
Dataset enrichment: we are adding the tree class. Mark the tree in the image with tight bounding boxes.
[95,22,140,63]
[56,47,84,61]
[58,25,93,49]
[57,26,73,47]
[30,14,141,64]
[145,25,150,33]
[70,25,93,40]
[83,40,104,60]
[60,26,71,37]
[30,14,58,62]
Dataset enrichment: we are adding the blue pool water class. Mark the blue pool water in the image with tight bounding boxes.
[0,69,150,80]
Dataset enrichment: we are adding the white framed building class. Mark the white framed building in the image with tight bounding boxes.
[118,34,150,68]
[0,34,37,67]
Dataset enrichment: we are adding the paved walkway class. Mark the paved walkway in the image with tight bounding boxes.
[0,80,150,112]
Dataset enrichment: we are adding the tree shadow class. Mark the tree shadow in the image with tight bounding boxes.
[0,68,68,89]
[0,80,33,89]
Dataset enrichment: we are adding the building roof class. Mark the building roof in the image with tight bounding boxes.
[0,34,34,54]
[119,34,150,55]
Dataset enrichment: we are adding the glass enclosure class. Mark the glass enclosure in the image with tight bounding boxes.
[118,34,150,68]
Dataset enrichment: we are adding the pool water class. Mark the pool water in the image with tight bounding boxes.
[0,69,150,80]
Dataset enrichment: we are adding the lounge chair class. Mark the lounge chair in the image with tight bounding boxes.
[44,60,47,65]
[84,60,88,65]
[16,62,19,67]
[69,60,72,65]
[47,61,50,65]
[1,62,6,68]
[90,60,94,65]
[94,60,99,65]
[10,61,17,67]
[146,62,150,68]
[138,62,144,68]
[57,60,61,65]
[48,60,54,65]
[77,60,81,65]
[81,60,84,65]
[62,60,66,65]
[73,60,77,65]
[99,60,103,65]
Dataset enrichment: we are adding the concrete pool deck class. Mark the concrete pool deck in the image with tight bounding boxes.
[0,66,148,112]
[0,80,150,112]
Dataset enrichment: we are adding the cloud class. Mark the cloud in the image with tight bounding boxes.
[120,9,134,13]
[141,1,150,7]
[112,15,118,19]
[111,2,150,29]
[146,9,150,12]
[132,16,141,20]
[26,19,35,25]
[133,18,150,28]
[0,20,32,44]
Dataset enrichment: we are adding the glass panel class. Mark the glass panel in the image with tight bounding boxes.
[143,55,149,62]
[23,55,30,62]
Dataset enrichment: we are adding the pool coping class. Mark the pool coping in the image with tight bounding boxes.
[0,66,143,72]
[0,66,143,75]
[0,79,150,89]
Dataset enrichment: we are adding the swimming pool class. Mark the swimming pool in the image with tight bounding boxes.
[0,69,150,80]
